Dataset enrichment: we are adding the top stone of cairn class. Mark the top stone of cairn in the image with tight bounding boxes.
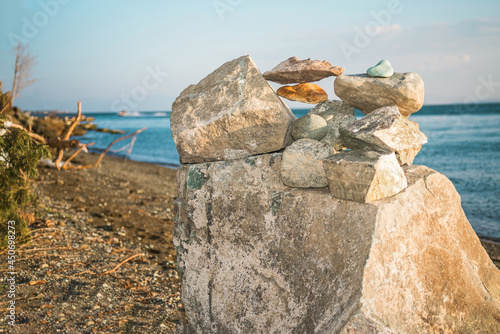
[263,57,345,84]
[334,72,424,117]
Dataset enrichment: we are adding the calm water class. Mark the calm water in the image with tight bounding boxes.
[79,104,500,240]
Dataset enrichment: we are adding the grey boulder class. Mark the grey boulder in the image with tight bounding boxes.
[171,55,296,164]
[339,105,428,165]
[174,155,500,333]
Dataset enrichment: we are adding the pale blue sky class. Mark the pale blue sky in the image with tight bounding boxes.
[0,0,499,111]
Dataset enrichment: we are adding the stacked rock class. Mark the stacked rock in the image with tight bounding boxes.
[263,57,357,189]
[171,56,500,334]
[263,57,427,202]
[322,59,427,202]
[171,55,427,202]
[264,57,344,104]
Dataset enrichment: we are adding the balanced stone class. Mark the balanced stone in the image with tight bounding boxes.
[308,100,356,151]
[323,151,407,203]
[367,59,394,78]
[339,105,428,165]
[291,114,328,141]
[277,83,328,104]
[281,139,333,188]
[171,55,296,164]
[334,72,424,117]
[174,154,500,333]
[263,56,345,84]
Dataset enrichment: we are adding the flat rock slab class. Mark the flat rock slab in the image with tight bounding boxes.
[334,72,424,117]
[340,105,428,165]
[281,139,333,188]
[264,57,344,84]
[171,55,296,164]
[277,83,328,104]
[308,100,356,151]
[174,154,500,333]
[323,151,407,203]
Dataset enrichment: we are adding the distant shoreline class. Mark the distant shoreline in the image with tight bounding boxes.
[24,101,500,116]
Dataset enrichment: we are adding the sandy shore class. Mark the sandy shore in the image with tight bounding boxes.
[0,153,181,333]
[0,153,498,332]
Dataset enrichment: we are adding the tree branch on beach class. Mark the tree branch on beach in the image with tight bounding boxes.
[11,42,37,107]
[54,101,83,170]
[62,127,147,170]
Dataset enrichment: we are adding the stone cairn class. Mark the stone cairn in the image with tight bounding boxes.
[171,56,500,333]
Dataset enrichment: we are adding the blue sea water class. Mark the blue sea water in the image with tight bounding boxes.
[79,104,500,240]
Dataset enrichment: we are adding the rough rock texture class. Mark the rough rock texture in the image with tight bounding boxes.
[277,83,328,104]
[308,100,356,151]
[340,105,428,165]
[171,55,296,164]
[174,155,500,333]
[345,165,500,333]
[323,151,407,203]
[291,114,328,141]
[334,73,425,117]
[263,56,344,84]
[281,139,333,188]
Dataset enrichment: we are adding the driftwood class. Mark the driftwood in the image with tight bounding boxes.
[1,99,146,170]
[54,101,82,170]
[62,127,147,170]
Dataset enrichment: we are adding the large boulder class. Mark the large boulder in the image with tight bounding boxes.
[334,72,424,117]
[171,55,296,164]
[174,153,500,333]
[263,56,344,84]
[340,105,428,165]
[308,100,356,151]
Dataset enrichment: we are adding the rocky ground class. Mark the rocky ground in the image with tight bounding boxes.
[0,151,498,333]
[0,153,181,333]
